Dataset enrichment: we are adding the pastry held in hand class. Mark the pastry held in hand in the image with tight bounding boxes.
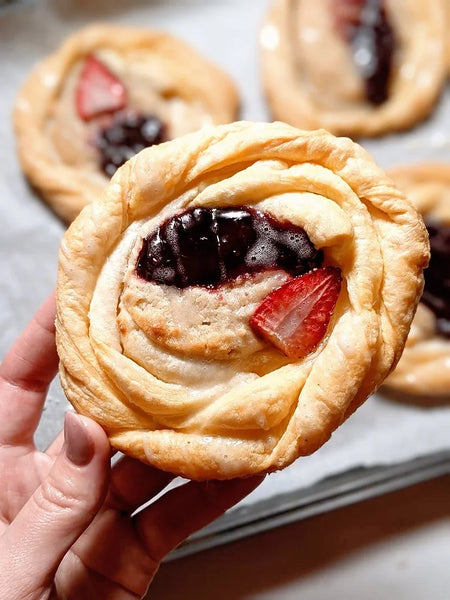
[14,24,238,223]
[260,0,447,137]
[385,164,450,397]
[56,121,428,480]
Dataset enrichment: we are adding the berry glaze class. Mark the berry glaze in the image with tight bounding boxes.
[136,206,323,288]
[94,112,166,177]
[422,221,450,338]
[334,0,395,105]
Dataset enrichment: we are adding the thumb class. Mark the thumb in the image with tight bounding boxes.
[0,412,110,600]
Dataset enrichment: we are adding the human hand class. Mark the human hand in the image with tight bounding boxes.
[0,294,263,599]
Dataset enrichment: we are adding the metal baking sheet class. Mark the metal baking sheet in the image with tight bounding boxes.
[0,0,449,557]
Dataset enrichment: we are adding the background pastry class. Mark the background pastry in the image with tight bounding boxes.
[56,121,429,480]
[385,163,450,397]
[260,0,447,138]
[14,24,239,223]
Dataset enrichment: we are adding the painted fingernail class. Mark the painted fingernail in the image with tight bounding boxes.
[64,412,94,466]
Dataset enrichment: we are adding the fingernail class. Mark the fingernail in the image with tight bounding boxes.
[64,412,94,466]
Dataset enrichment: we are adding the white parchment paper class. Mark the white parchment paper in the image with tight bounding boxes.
[0,0,448,508]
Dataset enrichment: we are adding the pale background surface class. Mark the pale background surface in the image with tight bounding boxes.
[0,1,449,597]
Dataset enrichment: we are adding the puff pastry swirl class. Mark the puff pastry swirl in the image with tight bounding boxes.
[260,0,447,137]
[385,164,450,397]
[14,24,238,223]
[56,122,429,479]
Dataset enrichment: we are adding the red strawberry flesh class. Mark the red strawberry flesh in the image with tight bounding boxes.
[333,0,365,39]
[76,55,127,121]
[250,267,342,359]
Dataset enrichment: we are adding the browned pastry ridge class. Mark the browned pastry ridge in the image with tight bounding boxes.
[260,0,447,137]
[385,163,450,397]
[56,121,429,480]
[14,24,239,223]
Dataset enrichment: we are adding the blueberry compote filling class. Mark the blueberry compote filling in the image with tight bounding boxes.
[421,221,450,338]
[95,112,166,177]
[137,206,323,288]
[334,0,395,105]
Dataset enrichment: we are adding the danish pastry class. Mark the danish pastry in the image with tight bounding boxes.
[14,24,238,223]
[56,122,429,480]
[260,0,447,137]
[385,163,450,397]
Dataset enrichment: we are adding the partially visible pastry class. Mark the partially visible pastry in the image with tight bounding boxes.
[14,24,238,223]
[56,121,428,480]
[260,0,447,137]
[385,163,450,397]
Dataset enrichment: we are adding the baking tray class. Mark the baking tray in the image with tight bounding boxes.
[0,0,449,559]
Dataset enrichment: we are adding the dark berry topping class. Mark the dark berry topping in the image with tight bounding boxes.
[94,113,166,177]
[334,0,395,105]
[136,206,323,288]
[421,221,450,338]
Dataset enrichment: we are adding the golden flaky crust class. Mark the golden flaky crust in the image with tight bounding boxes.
[14,24,239,223]
[385,164,450,397]
[56,122,428,480]
[260,0,447,138]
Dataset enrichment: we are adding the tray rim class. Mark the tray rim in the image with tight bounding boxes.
[167,449,450,560]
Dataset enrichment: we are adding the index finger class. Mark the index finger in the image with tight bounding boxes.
[134,475,265,563]
[0,293,59,445]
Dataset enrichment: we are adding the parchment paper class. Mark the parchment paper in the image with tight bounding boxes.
[0,0,448,508]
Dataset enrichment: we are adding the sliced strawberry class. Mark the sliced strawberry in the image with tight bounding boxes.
[333,0,364,39]
[250,267,342,359]
[75,55,127,121]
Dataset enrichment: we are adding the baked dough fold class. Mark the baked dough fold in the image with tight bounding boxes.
[56,121,428,479]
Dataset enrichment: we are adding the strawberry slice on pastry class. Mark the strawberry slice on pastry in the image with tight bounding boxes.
[250,267,342,359]
[76,55,127,121]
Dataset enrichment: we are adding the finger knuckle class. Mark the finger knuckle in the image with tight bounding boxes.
[34,474,86,516]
